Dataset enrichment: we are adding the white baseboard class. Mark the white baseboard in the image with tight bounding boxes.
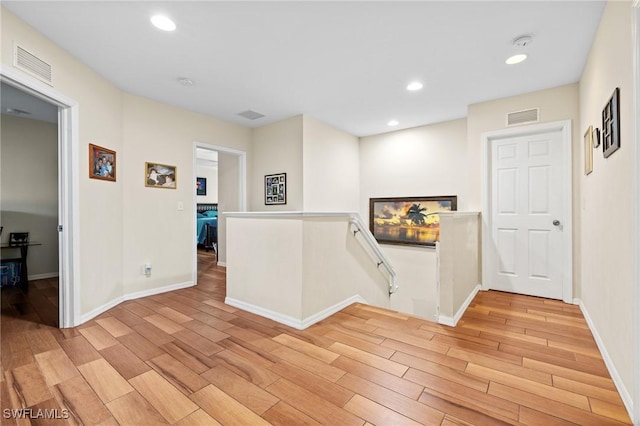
[78,281,194,325]
[438,284,481,327]
[225,297,304,329]
[301,295,367,329]
[79,295,124,324]
[28,272,59,281]
[217,261,227,268]
[124,281,194,301]
[575,298,634,420]
[225,294,367,330]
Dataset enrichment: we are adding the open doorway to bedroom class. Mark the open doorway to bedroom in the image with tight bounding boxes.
[192,142,246,284]
[195,148,219,279]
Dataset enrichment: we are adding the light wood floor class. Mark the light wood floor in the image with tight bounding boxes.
[1,253,632,425]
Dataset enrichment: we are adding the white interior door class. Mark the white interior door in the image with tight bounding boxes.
[489,129,564,299]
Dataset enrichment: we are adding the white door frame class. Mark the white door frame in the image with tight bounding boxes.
[631,1,639,423]
[481,120,573,303]
[192,141,246,282]
[1,66,80,328]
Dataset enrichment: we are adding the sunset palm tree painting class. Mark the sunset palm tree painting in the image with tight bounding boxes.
[369,196,457,246]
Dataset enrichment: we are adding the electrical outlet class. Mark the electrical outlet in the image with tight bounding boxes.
[143,264,152,276]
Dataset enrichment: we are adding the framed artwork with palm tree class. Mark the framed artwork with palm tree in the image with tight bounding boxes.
[369,196,457,247]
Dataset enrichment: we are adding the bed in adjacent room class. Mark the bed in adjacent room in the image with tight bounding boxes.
[197,203,218,253]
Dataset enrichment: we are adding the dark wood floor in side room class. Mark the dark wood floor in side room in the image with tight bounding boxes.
[0,253,632,425]
[1,277,59,328]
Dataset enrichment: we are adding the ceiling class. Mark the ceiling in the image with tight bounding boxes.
[1,82,58,123]
[2,1,605,137]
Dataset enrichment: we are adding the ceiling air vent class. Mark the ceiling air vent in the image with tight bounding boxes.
[14,44,53,85]
[237,110,265,120]
[506,108,539,126]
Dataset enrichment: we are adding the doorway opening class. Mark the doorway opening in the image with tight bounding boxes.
[192,142,246,284]
[1,83,59,326]
[1,67,79,328]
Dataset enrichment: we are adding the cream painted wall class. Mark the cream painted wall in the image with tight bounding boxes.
[302,116,360,211]
[360,118,469,215]
[217,152,242,265]
[121,94,250,293]
[1,8,125,313]
[1,114,59,277]
[359,118,469,320]
[226,217,304,319]
[301,218,389,317]
[387,246,438,320]
[196,165,218,204]
[467,84,581,296]
[250,116,303,211]
[579,0,634,404]
[2,8,252,318]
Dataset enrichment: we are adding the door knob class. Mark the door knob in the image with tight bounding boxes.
[553,220,561,226]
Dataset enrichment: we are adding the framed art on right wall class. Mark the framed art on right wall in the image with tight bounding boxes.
[602,87,621,158]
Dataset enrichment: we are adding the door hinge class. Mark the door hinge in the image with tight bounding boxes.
[57,225,63,232]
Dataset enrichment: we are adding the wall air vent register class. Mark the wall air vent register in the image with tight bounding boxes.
[13,44,53,85]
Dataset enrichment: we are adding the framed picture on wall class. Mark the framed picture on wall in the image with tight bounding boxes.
[196,177,207,196]
[584,125,593,175]
[89,144,116,182]
[602,87,621,158]
[265,173,286,205]
[145,162,177,189]
[369,196,457,247]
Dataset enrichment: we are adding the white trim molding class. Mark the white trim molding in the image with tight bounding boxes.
[632,1,640,424]
[225,295,367,330]
[481,120,573,303]
[576,299,634,420]
[79,281,195,324]
[438,284,481,327]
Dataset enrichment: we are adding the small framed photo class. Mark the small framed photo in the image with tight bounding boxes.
[89,144,116,182]
[9,232,29,246]
[145,162,177,189]
[265,173,286,205]
[584,126,593,175]
[196,177,207,196]
[593,128,601,149]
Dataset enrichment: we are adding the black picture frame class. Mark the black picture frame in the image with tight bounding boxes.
[369,196,457,247]
[602,87,620,158]
[196,177,207,196]
[8,232,29,246]
[265,173,287,205]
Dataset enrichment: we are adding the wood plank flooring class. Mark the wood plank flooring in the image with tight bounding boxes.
[0,251,632,425]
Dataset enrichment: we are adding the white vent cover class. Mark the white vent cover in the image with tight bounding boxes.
[14,44,53,85]
[237,110,265,120]
[506,108,539,126]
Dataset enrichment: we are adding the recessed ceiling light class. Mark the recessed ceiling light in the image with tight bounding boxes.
[388,120,399,127]
[407,82,423,91]
[150,14,176,31]
[505,54,527,65]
